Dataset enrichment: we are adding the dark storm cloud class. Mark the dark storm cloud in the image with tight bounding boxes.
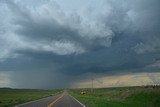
[4,0,114,50]
[0,0,160,88]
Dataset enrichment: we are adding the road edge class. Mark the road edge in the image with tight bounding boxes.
[14,91,62,107]
[14,96,50,107]
[69,94,86,107]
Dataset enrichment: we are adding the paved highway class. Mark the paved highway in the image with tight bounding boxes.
[15,91,85,107]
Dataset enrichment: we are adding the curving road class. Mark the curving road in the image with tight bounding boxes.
[15,91,85,107]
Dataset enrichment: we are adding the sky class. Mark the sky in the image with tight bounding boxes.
[0,0,160,89]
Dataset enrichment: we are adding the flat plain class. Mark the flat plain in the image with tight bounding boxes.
[0,88,61,107]
[69,86,160,107]
[0,86,160,107]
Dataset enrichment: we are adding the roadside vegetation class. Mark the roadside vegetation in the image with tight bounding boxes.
[69,86,160,107]
[0,88,61,107]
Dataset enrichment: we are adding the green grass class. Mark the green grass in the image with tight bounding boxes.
[69,86,160,107]
[0,88,61,107]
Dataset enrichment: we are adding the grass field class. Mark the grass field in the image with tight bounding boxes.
[0,87,159,107]
[69,86,160,107]
[0,88,61,107]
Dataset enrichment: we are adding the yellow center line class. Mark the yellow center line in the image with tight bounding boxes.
[47,93,64,107]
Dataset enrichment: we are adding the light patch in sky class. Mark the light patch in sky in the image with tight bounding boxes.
[72,72,160,88]
[0,72,12,87]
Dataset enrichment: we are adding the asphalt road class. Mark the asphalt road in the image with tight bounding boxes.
[15,91,85,107]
